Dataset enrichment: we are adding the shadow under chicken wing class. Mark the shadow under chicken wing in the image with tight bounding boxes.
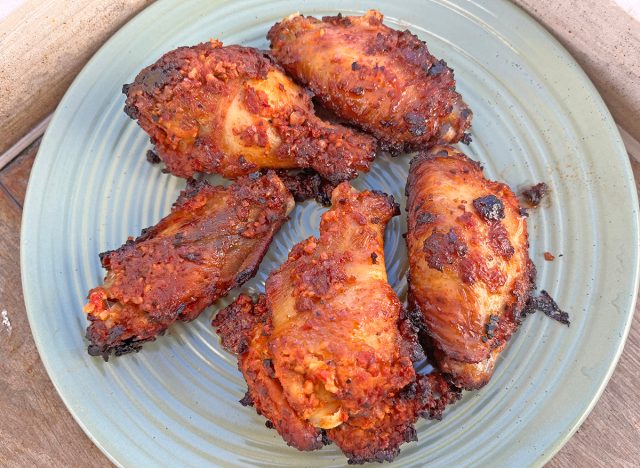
[268,10,472,153]
[84,172,294,359]
[123,41,376,182]
[406,146,534,389]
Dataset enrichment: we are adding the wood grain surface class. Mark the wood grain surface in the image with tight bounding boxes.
[0,0,155,156]
[0,141,638,466]
[0,141,108,467]
[513,0,640,144]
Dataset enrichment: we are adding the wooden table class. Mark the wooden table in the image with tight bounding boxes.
[1,1,639,465]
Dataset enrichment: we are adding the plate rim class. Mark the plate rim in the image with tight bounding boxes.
[20,0,640,465]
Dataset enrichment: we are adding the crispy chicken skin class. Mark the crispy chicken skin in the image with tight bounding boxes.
[406,146,534,390]
[214,183,460,463]
[84,172,294,359]
[123,41,376,182]
[268,10,472,152]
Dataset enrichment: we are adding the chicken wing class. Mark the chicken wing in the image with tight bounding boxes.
[84,172,294,359]
[123,41,376,182]
[214,183,460,463]
[268,10,472,153]
[406,146,534,389]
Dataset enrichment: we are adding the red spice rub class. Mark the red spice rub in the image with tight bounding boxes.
[84,172,294,359]
[269,10,472,152]
[213,183,460,463]
[406,145,534,390]
[124,41,376,181]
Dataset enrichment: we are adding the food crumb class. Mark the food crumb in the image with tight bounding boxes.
[521,182,549,207]
[544,252,555,261]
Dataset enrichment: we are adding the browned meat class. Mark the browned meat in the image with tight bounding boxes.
[123,41,376,182]
[406,146,534,389]
[214,183,460,463]
[84,172,294,359]
[268,10,472,152]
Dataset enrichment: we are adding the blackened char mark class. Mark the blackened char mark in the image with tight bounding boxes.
[422,228,467,271]
[370,190,401,216]
[484,314,499,340]
[263,358,276,378]
[213,294,267,354]
[403,112,426,137]
[172,178,212,209]
[122,62,181,119]
[240,391,254,407]
[139,61,181,95]
[146,149,161,164]
[275,169,334,205]
[178,251,202,263]
[426,59,449,76]
[235,267,256,285]
[415,212,436,226]
[346,448,399,465]
[397,307,426,364]
[417,373,463,421]
[86,334,156,361]
[123,102,139,120]
[473,195,505,221]
[523,290,570,325]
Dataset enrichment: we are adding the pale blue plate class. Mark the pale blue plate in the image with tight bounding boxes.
[22,0,639,465]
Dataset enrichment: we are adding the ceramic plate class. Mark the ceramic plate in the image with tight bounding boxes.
[21,0,639,465]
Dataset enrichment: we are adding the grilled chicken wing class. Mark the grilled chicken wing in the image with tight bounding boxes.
[406,146,534,389]
[84,172,294,359]
[214,183,460,463]
[123,41,376,182]
[268,10,472,152]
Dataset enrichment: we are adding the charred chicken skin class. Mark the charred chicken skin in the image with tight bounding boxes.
[84,172,294,359]
[406,146,534,390]
[123,41,376,182]
[214,183,460,463]
[268,10,472,153]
